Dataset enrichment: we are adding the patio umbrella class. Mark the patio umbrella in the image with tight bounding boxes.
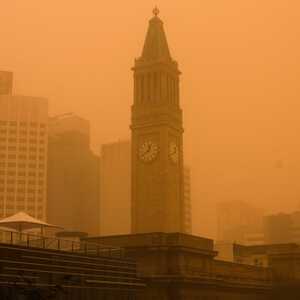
[0,211,62,235]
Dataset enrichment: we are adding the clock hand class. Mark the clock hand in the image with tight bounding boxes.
[141,144,151,157]
[170,146,177,155]
[146,144,151,154]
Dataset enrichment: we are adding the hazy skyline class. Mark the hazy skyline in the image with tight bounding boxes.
[1,1,300,238]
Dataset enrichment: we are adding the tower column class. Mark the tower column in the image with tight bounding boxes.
[131,9,185,234]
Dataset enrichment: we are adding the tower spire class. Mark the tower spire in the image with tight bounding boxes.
[139,8,172,62]
[152,6,160,17]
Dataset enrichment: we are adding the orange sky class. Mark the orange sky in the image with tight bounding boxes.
[1,1,300,238]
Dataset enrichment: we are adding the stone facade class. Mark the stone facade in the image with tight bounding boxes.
[87,233,272,300]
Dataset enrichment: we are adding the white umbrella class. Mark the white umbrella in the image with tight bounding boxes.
[0,211,62,234]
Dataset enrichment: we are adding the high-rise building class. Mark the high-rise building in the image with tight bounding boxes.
[0,90,48,221]
[183,166,192,233]
[217,200,264,244]
[264,211,300,245]
[131,10,185,233]
[0,71,13,95]
[47,113,100,236]
[99,140,131,236]
[99,140,192,235]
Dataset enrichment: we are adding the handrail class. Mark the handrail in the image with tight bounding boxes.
[0,229,124,259]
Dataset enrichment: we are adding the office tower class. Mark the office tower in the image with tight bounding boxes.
[99,140,192,235]
[0,71,13,95]
[183,166,192,233]
[47,113,100,235]
[217,200,264,244]
[99,140,131,235]
[264,211,300,244]
[0,92,48,221]
[131,10,185,233]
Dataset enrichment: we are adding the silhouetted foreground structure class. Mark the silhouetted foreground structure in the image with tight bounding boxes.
[0,229,144,299]
[87,232,276,299]
[2,229,300,299]
[87,232,300,300]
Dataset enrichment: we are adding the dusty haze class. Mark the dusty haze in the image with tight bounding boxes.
[1,0,300,238]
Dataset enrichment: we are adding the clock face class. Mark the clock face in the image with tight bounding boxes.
[139,140,159,162]
[169,141,179,164]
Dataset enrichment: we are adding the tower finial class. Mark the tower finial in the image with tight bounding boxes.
[153,6,159,17]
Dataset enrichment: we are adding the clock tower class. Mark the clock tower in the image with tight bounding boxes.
[131,8,185,233]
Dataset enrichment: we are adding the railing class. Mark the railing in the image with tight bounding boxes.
[0,229,124,259]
